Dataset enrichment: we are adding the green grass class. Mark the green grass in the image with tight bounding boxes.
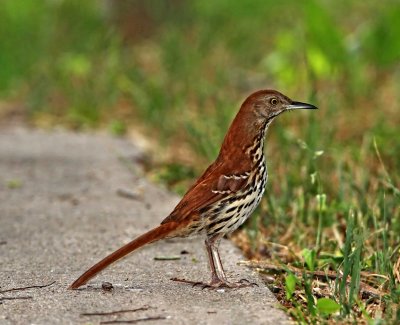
[1,0,399,322]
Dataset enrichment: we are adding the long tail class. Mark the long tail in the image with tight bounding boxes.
[69,222,178,289]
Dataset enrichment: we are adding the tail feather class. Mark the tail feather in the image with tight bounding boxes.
[69,222,178,289]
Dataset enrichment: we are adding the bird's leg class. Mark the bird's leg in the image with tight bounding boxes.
[172,234,257,289]
[205,235,227,284]
[204,235,257,288]
[171,235,224,288]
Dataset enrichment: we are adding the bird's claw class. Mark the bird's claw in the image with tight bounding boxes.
[171,277,257,289]
[238,278,259,287]
[171,277,214,289]
[193,282,207,289]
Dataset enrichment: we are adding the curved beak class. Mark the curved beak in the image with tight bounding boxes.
[287,101,318,110]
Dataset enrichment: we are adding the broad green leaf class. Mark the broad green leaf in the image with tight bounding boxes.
[317,298,340,315]
[285,273,297,300]
[302,248,316,272]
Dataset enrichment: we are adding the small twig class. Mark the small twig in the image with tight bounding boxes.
[116,188,141,200]
[154,256,181,261]
[240,261,386,298]
[100,316,167,324]
[81,306,150,316]
[0,296,33,301]
[0,281,55,294]
[362,273,389,280]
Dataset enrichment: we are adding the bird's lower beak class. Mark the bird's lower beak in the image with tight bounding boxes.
[287,101,318,110]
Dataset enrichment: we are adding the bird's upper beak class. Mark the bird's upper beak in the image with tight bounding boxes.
[286,101,318,110]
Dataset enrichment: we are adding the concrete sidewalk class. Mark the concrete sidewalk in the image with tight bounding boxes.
[0,128,289,325]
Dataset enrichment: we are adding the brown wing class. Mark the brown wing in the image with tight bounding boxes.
[161,159,251,224]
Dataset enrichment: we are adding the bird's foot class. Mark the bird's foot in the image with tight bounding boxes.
[207,278,258,289]
[237,278,259,287]
[170,277,258,289]
[170,277,206,288]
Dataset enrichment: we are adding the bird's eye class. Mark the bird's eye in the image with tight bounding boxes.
[270,98,278,106]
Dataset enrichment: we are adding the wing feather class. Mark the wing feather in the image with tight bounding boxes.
[161,160,251,224]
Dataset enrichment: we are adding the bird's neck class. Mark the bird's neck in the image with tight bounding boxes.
[218,111,270,164]
[245,121,269,163]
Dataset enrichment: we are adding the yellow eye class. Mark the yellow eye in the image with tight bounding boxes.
[270,98,278,105]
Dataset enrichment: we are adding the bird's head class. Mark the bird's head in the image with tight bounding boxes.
[219,89,318,155]
[243,89,317,122]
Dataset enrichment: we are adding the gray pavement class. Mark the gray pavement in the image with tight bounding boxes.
[0,128,289,325]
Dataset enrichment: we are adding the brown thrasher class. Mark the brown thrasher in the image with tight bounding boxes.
[69,89,317,289]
